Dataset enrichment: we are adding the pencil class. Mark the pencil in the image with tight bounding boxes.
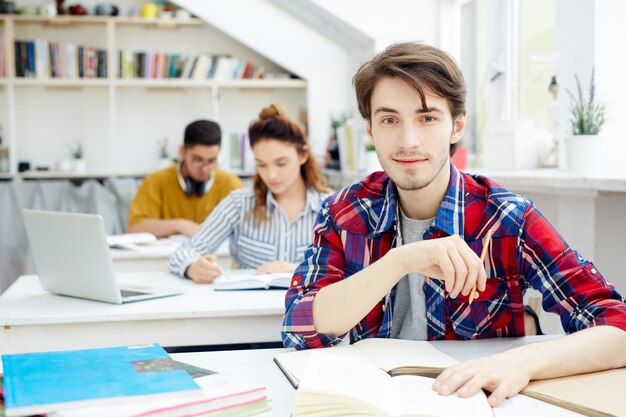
[190,249,224,272]
[468,228,494,305]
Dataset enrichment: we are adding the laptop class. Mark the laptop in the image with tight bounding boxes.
[22,209,182,304]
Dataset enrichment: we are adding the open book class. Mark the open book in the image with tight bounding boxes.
[293,350,493,417]
[213,269,292,290]
[274,338,457,389]
[107,233,180,256]
[1,343,201,417]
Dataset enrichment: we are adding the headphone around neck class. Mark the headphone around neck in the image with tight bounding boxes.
[176,160,213,197]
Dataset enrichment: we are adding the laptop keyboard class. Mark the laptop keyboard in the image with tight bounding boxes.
[120,289,149,297]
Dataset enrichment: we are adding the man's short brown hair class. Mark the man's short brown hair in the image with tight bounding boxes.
[353,42,466,155]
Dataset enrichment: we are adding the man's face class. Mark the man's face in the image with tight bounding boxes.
[180,144,220,182]
[366,77,464,192]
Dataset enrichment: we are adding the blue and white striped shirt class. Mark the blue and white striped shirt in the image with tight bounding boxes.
[168,187,328,278]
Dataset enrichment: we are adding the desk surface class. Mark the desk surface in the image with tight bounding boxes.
[0,272,286,354]
[171,337,581,417]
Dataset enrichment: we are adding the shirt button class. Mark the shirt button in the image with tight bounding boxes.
[591,268,597,274]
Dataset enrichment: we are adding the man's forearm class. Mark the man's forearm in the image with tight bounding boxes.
[312,247,406,336]
[128,219,190,238]
[510,325,626,380]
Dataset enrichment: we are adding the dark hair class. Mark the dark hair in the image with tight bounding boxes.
[248,103,330,223]
[184,120,221,147]
[353,42,466,156]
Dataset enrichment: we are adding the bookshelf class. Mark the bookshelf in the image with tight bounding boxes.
[0,15,307,175]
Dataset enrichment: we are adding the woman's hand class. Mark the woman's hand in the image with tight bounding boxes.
[185,255,221,284]
[257,261,297,274]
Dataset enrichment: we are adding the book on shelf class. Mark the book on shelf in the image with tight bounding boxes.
[1,343,202,417]
[292,350,493,417]
[213,269,292,291]
[274,338,457,389]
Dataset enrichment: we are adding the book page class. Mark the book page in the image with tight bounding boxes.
[106,233,156,247]
[274,344,371,387]
[215,270,291,290]
[295,352,493,417]
[386,375,493,417]
[353,339,458,374]
[295,351,393,414]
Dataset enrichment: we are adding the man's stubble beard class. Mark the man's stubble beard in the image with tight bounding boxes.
[377,144,450,191]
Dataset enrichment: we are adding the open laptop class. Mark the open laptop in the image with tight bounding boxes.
[22,209,182,304]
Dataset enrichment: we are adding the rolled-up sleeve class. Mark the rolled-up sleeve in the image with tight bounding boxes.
[282,200,351,350]
[518,203,626,333]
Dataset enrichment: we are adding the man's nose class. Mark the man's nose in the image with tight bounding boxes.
[398,123,422,148]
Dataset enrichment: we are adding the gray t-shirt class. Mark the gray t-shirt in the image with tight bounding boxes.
[390,209,434,340]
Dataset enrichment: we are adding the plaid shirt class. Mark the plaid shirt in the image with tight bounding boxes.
[282,165,626,349]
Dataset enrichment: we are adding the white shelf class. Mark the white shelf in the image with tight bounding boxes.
[11,78,109,87]
[473,168,626,194]
[0,10,307,175]
[0,15,205,27]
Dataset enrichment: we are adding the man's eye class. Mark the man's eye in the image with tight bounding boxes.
[381,117,396,125]
[422,116,436,123]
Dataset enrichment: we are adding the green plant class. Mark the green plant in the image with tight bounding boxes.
[68,142,83,159]
[568,69,606,135]
[365,143,376,152]
[158,137,170,159]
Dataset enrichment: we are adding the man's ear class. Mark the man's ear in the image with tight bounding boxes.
[451,114,466,144]
[366,121,374,146]
[178,144,186,158]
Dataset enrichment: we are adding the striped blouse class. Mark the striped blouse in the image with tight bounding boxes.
[168,187,327,278]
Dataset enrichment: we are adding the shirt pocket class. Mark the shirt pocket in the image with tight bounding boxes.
[447,276,513,339]
[236,234,278,268]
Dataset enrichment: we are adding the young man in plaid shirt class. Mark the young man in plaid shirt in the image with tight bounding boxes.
[282,42,626,407]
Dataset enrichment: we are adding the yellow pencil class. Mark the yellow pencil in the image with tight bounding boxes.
[468,229,494,305]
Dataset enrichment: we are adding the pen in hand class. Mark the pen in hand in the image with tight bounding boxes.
[190,249,224,274]
[468,229,494,305]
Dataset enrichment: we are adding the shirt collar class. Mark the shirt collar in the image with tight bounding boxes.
[265,187,323,214]
[371,163,465,238]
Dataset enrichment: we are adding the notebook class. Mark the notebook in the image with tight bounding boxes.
[22,209,181,304]
[213,269,291,290]
[1,343,202,417]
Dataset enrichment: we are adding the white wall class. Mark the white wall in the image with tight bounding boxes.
[311,0,439,52]
[177,0,353,158]
[556,0,626,175]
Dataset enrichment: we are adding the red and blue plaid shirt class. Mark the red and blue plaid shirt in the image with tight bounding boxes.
[282,165,626,349]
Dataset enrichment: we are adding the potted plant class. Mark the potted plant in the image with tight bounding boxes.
[68,142,87,174]
[364,143,380,173]
[157,137,172,168]
[564,69,607,177]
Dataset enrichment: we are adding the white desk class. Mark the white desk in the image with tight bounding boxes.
[0,271,286,354]
[171,337,581,417]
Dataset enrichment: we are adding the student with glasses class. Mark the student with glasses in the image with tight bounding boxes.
[128,120,243,237]
[169,104,331,283]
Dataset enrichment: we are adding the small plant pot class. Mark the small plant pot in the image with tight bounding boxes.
[364,151,380,174]
[564,135,607,178]
[73,158,87,174]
